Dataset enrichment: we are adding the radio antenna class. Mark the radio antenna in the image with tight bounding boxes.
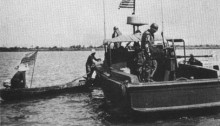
[161,0,164,32]
[160,0,166,47]
[103,0,106,39]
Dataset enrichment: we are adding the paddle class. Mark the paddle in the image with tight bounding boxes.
[71,63,101,83]
[71,72,89,83]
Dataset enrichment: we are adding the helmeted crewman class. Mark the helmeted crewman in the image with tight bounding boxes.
[140,23,159,81]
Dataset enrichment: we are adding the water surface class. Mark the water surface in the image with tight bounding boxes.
[0,50,220,126]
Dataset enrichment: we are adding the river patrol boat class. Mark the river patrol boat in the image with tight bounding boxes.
[95,16,220,113]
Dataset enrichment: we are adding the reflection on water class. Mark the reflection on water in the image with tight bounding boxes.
[0,50,220,125]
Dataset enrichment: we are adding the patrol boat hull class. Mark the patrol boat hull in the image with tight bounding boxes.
[96,65,220,113]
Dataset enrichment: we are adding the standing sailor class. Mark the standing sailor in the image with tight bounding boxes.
[86,49,101,81]
[141,23,158,48]
[141,23,159,81]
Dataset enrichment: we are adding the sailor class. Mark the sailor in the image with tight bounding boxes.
[112,26,122,38]
[143,44,157,82]
[141,23,158,48]
[133,42,145,81]
[86,49,101,81]
[141,23,159,81]
[164,47,176,81]
[188,54,203,66]
[10,64,29,89]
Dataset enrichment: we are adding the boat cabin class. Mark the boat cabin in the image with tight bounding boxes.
[102,34,219,83]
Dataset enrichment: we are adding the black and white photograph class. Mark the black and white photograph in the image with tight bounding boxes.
[0,0,220,125]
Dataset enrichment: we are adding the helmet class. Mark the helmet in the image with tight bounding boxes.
[150,23,158,31]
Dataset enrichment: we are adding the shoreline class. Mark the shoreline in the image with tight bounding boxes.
[0,46,220,52]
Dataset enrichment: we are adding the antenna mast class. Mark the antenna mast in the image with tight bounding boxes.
[133,0,136,15]
[103,0,106,39]
[160,0,166,47]
[161,0,164,32]
[133,0,136,33]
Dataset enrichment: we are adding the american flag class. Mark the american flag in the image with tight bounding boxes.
[119,0,135,9]
[21,51,38,66]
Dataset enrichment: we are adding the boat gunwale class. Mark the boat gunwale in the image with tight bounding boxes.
[127,78,220,88]
[131,102,220,112]
[0,81,88,101]
[0,81,86,96]
[99,72,220,88]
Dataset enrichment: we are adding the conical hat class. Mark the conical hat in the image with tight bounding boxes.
[91,49,96,54]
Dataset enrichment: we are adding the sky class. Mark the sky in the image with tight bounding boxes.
[0,0,219,47]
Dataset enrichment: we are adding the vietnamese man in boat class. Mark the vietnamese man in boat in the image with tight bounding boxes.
[86,49,101,81]
[10,64,29,89]
[141,23,159,81]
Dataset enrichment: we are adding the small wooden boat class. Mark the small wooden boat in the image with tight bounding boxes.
[0,50,91,101]
[95,18,220,113]
[0,80,89,101]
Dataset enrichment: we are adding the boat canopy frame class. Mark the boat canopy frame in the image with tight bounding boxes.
[167,39,186,62]
[103,33,187,67]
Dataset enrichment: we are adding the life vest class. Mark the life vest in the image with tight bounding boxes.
[141,30,154,49]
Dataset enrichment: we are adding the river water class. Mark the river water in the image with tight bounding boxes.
[0,50,220,126]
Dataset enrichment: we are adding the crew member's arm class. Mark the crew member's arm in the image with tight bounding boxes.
[93,55,101,62]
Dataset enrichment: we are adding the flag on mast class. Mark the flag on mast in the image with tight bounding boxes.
[119,0,134,9]
[21,51,38,66]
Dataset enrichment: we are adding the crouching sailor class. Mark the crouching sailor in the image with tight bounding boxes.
[85,49,101,82]
[3,64,29,89]
[188,54,203,66]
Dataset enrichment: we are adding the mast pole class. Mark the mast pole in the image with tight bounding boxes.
[133,0,135,15]
[103,0,106,40]
[30,51,37,88]
[160,0,166,47]
[133,0,136,33]
[30,59,36,88]
[161,0,164,33]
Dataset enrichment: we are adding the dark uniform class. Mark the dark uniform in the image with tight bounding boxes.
[188,54,203,66]
[11,71,26,89]
[141,29,155,49]
[86,54,100,80]
[135,49,146,81]
[141,28,158,81]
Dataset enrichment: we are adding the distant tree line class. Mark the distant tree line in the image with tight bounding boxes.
[0,45,105,52]
[0,44,219,52]
[175,44,220,49]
